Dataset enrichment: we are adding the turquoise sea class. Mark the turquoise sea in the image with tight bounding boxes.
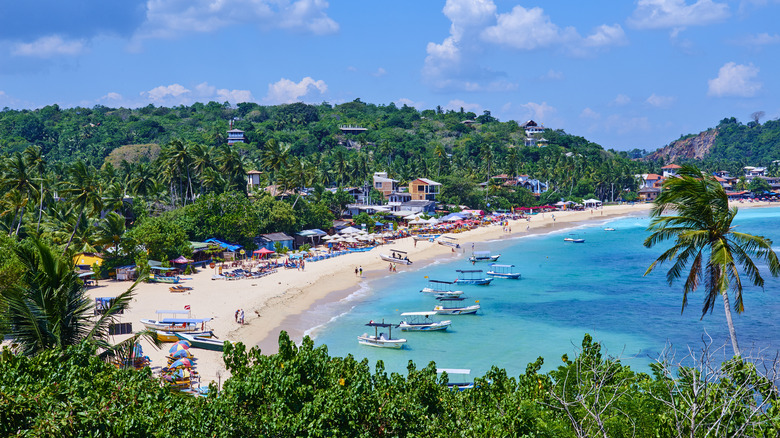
[307,207,780,377]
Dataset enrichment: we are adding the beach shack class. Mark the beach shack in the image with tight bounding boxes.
[255,232,295,252]
[296,229,328,248]
[204,238,242,260]
[74,252,103,270]
[115,265,137,281]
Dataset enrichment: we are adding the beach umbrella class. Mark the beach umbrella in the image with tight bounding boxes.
[170,358,193,369]
[169,368,190,380]
[344,237,359,243]
[168,341,190,354]
[322,234,337,240]
[170,349,193,359]
[339,226,362,234]
[131,342,143,359]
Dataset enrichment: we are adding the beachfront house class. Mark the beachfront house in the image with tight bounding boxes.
[638,187,661,201]
[409,178,441,201]
[255,232,295,252]
[373,172,399,199]
[74,253,103,270]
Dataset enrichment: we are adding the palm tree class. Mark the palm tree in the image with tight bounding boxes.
[0,239,151,358]
[94,212,126,256]
[644,165,780,356]
[59,161,103,254]
[1,152,37,235]
[260,139,289,186]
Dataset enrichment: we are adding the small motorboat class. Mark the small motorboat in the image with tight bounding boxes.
[454,269,493,285]
[380,249,412,265]
[437,368,475,391]
[420,279,465,297]
[486,264,521,279]
[564,234,585,243]
[399,311,452,331]
[468,251,500,262]
[437,235,460,249]
[357,320,406,349]
[174,332,231,352]
[604,227,616,231]
[433,297,480,315]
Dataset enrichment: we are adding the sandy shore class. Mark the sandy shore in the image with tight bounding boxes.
[91,200,774,387]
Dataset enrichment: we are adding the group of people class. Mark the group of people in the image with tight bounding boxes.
[388,263,397,272]
[354,266,363,277]
[234,308,245,325]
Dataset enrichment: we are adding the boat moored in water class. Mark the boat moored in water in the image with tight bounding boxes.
[564,234,585,243]
[468,251,500,262]
[454,269,493,285]
[399,311,452,331]
[357,320,407,348]
[433,297,480,315]
[420,279,465,297]
[437,368,475,390]
[486,263,522,279]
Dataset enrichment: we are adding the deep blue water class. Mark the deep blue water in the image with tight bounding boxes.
[308,207,780,377]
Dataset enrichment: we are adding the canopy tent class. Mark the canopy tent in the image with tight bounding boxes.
[409,218,427,225]
[253,248,275,258]
[583,198,602,208]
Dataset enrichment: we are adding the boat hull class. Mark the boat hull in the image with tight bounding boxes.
[486,271,522,279]
[153,275,180,284]
[420,287,464,296]
[399,321,451,331]
[454,278,493,285]
[433,305,480,315]
[380,254,412,265]
[357,335,406,348]
[174,332,229,351]
[141,319,200,332]
[468,255,500,262]
[156,330,215,342]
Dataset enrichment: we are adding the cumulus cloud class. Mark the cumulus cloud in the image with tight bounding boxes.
[646,93,676,108]
[134,0,338,44]
[521,102,556,122]
[443,99,483,114]
[628,0,730,30]
[611,94,631,106]
[102,92,123,101]
[396,98,423,109]
[11,35,87,57]
[733,32,780,47]
[141,82,254,105]
[707,62,762,97]
[580,107,601,119]
[264,77,327,104]
[424,0,625,90]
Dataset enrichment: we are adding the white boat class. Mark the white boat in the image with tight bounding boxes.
[468,251,500,262]
[486,263,522,279]
[399,311,452,331]
[380,249,412,265]
[357,321,407,349]
[604,227,616,231]
[564,234,585,243]
[420,279,464,297]
[141,310,212,332]
[437,235,460,249]
[433,297,480,315]
[174,331,231,352]
[454,269,493,286]
[437,368,475,390]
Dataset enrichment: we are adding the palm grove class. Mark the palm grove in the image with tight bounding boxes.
[3,101,780,435]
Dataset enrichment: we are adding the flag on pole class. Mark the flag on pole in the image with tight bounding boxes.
[184,305,190,310]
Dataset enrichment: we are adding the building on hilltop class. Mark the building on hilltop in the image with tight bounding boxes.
[372,172,399,198]
[339,125,368,134]
[521,120,547,147]
[227,128,246,145]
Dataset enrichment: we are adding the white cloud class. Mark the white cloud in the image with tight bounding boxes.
[646,93,676,108]
[733,32,780,46]
[11,35,86,57]
[102,92,123,101]
[521,102,556,122]
[145,84,190,102]
[264,77,327,104]
[540,69,564,80]
[444,99,482,114]
[611,94,631,106]
[628,0,730,30]
[141,82,253,105]
[481,6,626,52]
[580,107,601,119]
[707,62,762,97]
[396,98,423,109]
[372,67,387,77]
[133,0,338,45]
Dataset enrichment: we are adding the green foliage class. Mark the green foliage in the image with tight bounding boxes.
[126,214,192,261]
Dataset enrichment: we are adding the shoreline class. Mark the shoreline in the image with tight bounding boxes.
[89,200,776,386]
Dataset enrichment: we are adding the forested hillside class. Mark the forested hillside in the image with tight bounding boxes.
[646,116,780,176]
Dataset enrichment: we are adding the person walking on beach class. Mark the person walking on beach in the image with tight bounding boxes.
[355,267,358,276]
[359,266,363,277]
[240,309,245,325]
[235,309,239,323]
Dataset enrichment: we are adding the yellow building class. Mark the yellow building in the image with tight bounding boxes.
[74,253,103,269]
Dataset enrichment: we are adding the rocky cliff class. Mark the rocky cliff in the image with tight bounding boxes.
[645,129,718,162]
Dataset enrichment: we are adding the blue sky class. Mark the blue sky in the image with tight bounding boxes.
[1,0,779,151]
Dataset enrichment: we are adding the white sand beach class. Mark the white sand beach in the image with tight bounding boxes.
[90,200,773,387]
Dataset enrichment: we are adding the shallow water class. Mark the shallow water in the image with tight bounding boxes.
[308,207,780,377]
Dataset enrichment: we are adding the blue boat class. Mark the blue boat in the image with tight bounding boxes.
[454,269,493,285]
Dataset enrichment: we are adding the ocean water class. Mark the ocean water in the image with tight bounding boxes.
[307,207,780,377]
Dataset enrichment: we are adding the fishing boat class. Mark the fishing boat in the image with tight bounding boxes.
[174,331,230,352]
[454,269,493,286]
[141,310,212,332]
[357,320,407,349]
[437,368,475,391]
[156,330,215,343]
[420,279,465,297]
[437,235,460,249]
[380,249,412,265]
[433,297,480,315]
[169,285,193,293]
[468,251,500,262]
[486,264,522,279]
[563,234,585,243]
[153,274,181,284]
[398,311,452,331]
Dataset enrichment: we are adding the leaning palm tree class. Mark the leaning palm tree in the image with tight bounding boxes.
[644,164,780,356]
[59,161,103,254]
[0,239,156,359]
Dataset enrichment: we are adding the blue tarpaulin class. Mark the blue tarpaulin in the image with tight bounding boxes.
[204,238,242,252]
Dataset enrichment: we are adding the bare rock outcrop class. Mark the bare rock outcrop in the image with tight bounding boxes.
[645,129,718,162]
